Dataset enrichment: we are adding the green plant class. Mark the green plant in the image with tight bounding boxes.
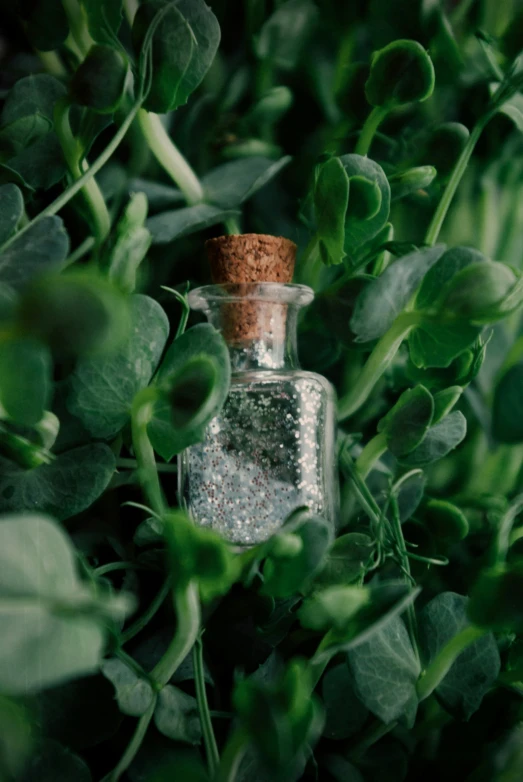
[3,1,523,781]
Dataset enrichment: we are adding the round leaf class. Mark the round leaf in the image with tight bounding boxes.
[70,45,128,114]
[365,39,435,107]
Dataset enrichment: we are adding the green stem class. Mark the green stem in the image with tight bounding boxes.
[151,582,201,687]
[309,630,337,688]
[94,562,147,577]
[390,495,420,666]
[347,719,397,762]
[0,99,143,256]
[62,0,93,58]
[37,49,67,76]
[224,216,242,235]
[417,625,486,701]
[193,634,220,776]
[216,728,249,782]
[354,105,389,156]
[493,493,523,564]
[116,457,178,473]
[121,577,171,645]
[54,99,111,244]
[63,236,96,267]
[136,109,204,205]
[338,313,420,420]
[424,115,490,246]
[130,388,166,518]
[355,431,388,478]
[104,698,157,782]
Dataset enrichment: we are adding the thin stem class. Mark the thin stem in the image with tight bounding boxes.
[355,431,388,479]
[63,236,96,267]
[493,493,523,564]
[354,105,389,156]
[417,625,486,701]
[390,495,420,667]
[424,115,490,246]
[151,582,201,687]
[216,728,249,782]
[37,49,67,76]
[131,388,166,518]
[136,109,204,205]
[103,698,157,782]
[94,561,148,577]
[116,457,178,474]
[347,719,397,762]
[224,216,242,235]
[54,99,111,244]
[121,577,171,645]
[338,313,420,420]
[193,634,220,775]
[0,99,143,256]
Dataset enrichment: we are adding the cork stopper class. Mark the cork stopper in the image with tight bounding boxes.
[205,233,297,284]
[205,234,297,343]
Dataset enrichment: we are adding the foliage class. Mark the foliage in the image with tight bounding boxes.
[2,1,523,781]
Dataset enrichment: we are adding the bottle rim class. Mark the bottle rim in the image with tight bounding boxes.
[188,282,314,310]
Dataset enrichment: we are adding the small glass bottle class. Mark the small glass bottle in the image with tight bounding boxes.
[179,234,338,546]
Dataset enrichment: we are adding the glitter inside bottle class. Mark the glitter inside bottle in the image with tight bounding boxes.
[179,280,338,547]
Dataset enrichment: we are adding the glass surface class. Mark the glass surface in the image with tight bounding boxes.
[179,283,338,546]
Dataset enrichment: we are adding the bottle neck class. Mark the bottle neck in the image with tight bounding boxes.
[188,283,314,372]
[207,301,299,371]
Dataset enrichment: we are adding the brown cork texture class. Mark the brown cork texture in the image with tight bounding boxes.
[205,234,297,342]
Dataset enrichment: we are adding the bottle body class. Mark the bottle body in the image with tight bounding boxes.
[178,282,338,546]
[180,369,337,546]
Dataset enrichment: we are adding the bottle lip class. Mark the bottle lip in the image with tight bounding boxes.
[188,282,314,310]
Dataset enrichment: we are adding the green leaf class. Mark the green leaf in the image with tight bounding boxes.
[493,363,523,443]
[0,217,69,289]
[82,0,123,44]
[1,133,66,191]
[0,184,24,244]
[147,204,240,245]
[351,245,445,342]
[132,0,221,113]
[0,444,115,520]
[70,45,128,114]
[438,261,517,322]
[0,512,130,694]
[468,563,523,632]
[314,157,350,266]
[493,88,523,132]
[400,410,466,466]
[315,532,374,587]
[432,386,462,423]
[149,323,230,461]
[298,586,370,631]
[415,246,487,311]
[347,614,421,727]
[396,470,426,521]
[101,658,155,717]
[104,192,152,293]
[202,156,291,208]
[417,122,469,183]
[19,740,92,782]
[0,338,52,426]
[347,175,382,220]
[255,0,318,70]
[0,113,52,156]
[154,685,202,745]
[389,165,437,201]
[423,499,469,543]
[339,154,391,256]
[378,385,434,457]
[67,295,169,439]
[1,74,67,125]
[321,664,368,740]
[241,87,293,130]
[262,512,334,598]
[0,696,32,779]
[408,321,482,369]
[18,271,131,357]
[419,592,500,719]
[365,39,435,107]
[15,1,69,51]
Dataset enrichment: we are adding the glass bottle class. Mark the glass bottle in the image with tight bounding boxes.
[178,281,338,547]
